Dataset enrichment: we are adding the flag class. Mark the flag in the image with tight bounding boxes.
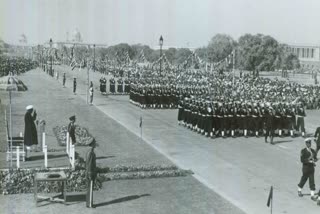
[139,116,142,128]
[267,186,273,207]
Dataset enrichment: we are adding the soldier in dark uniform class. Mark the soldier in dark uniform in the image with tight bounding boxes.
[274,103,282,137]
[216,103,224,137]
[86,141,97,208]
[62,73,66,87]
[212,102,218,136]
[265,106,275,144]
[284,103,294,137]
[296,103,306,137]
[109,78,115,94]
[102,77,107,94]
[178,97,184,125]
[205,101,213,137]
[241,103,248,137]
[99,77,104,93]
[124,79,130,94]
[259,103,266,136]
[298,138,317,199]
[252,103,260,137]
[73,78,77,94]
[117,78,123,94]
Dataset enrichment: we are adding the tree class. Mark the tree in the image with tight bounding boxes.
[207,34,236,63]
[176,48,193,64]
[237,34,286,71]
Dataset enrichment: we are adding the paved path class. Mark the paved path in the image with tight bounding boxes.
[53,65,320,214]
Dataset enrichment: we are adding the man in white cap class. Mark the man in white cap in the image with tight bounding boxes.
[24,105,38,160]
[298,138,317,199]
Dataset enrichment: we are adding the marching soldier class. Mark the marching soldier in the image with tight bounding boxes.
[109,78,115,94]
[102,77,107,94]
[117,78,123,94]
[298,138,317,200]
[296,103,306,137]
[265,105,275,144]
[62,73,66,87]
[73,78,77,94]
[124,78,130,94]
[99,77,104,94]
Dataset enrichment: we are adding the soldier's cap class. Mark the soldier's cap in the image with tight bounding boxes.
[69,115,76,121]
[305,138,312,143]
[26,105,33,110]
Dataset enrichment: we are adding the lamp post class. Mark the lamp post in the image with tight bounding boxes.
[49,38,53,76]
[159,35,163,77]
[37,45,40,68]
[93,44,95,72]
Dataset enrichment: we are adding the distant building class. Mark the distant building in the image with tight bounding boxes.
[288,44,320,69]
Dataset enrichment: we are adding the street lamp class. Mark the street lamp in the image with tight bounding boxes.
[49,38,53,76]
[93,44,96,72]
[159,35,163,77]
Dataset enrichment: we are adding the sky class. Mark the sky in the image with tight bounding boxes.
[1,0,320,48]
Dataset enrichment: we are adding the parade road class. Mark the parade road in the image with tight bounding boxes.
[1,68,319,214]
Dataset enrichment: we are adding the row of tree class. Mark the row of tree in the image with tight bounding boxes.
[195,33,300,71]
[84,33,299,71]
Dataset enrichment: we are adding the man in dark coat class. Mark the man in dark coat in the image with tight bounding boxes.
[24,105,38,159]
[298,138,317,199]
[68,115,76,145]
[86,141,97,208]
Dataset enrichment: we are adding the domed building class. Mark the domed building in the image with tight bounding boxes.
[72,29,82,43]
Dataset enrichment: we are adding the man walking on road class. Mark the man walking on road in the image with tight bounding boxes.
[89,81,94,105]
[62,73,66,87]
[73,77,77,94]
[298,138,317,199]
[86,141,97,208]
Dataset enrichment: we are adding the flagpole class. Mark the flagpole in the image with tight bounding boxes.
[87,58,89,104]
[270,196,273,214]
[9,89,12,168]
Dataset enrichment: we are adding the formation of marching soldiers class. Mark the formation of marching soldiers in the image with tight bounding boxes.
[0,57,37,77]
[178,97,307,140]
[129,84,180,108]
[99,77,130,94]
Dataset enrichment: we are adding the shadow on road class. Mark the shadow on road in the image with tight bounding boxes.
[94,194,151,207]
[29,154,67,161]
[96,156,115,160]
[272,140,293,145]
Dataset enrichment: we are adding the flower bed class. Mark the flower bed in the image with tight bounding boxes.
[1,152,193,195]
[53,125,95,146]
[0,168,102,195]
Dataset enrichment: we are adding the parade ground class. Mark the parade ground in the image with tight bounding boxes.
[1,67,320,214]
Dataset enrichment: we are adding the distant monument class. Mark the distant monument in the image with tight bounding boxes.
[19,34,28,45]
[71,29,82,43]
